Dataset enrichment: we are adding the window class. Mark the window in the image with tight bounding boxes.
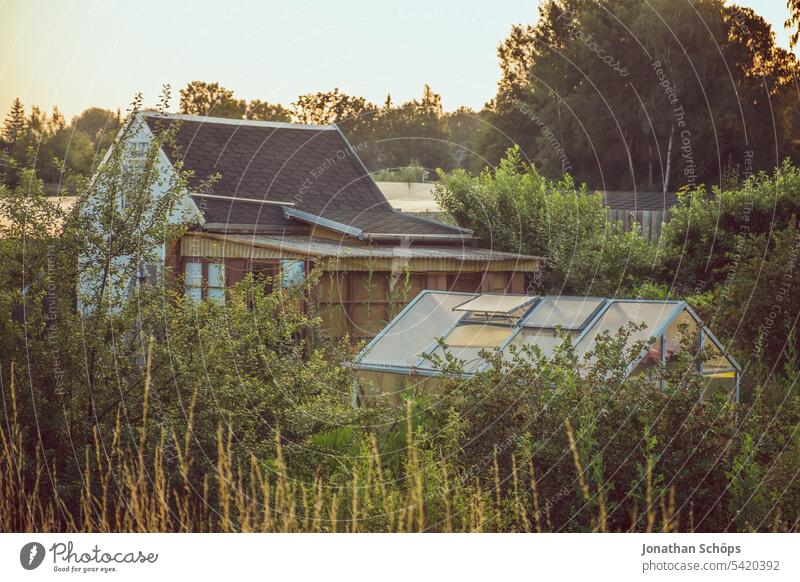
[281,259,305,287]
[521,297,605,331]
[207,262,225,300]
[184,261,202,303]
[443,324,511,348]
[183,260,225,302]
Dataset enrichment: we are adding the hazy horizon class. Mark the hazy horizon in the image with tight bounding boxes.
[0,0,795,119]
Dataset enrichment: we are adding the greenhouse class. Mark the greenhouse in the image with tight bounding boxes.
[351,291,741,403]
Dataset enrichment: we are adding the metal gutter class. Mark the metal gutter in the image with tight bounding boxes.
[349,360,473,380]
[201,224,308,234]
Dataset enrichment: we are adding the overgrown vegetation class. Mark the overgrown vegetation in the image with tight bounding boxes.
[435,148,800,404]
[2,320,798,532]
[2,0,800,533]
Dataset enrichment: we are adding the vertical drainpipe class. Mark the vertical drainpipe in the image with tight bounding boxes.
[659,335,667,391]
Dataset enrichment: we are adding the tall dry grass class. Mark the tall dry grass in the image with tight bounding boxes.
[1,371,686,533]
[0,358,769,533]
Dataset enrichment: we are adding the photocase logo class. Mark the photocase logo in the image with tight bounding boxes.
[20,542,46,570]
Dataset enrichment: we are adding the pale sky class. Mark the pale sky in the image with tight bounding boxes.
[0,0,794,120]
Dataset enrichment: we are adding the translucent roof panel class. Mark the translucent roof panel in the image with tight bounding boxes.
[417,345,492,374]
[358,292,475,368]
[417,322,515,373]
[453,294,537,315]
[443,324,512,348]
[574,301,681,360]
[521,297,605,330]
[504,328,580,361]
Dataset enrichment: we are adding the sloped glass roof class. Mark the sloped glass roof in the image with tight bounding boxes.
[357,291,468,368]
[453,294,537,315]
[573,301,680,360]
[353,292,740,382]
[521,296,605,330]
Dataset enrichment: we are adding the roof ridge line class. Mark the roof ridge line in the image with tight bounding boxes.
[140,111,337,131]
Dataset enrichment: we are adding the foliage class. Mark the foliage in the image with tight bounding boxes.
[2,322,798,532]
[477,0,799,190]
[661,161,800,292]
[788,0,800,48]
[435,147,659,294]
[1,101,121,187]
[711,220,800,381]
[178,81,291,122]
[372,161,428,183]
[5,125,797,531]
[179,81,247,118]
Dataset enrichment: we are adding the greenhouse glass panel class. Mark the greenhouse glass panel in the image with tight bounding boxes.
[639,308,699,368]
[453,294,537,315]
[700,335,735,373]
[417,345,492,374]
[521,297,605,330]
[358,292,472,368]
[443,324,513,348]
[504,328,578,360]
[575,301,678,359]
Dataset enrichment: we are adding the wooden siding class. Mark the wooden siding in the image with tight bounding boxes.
[173,232,538,341]
[311,269,522,341]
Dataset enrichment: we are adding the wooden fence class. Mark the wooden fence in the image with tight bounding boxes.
[606,208,670,241]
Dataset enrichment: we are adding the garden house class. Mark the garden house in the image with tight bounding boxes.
[100,112,542,341]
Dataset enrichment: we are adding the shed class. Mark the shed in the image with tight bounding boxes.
[99,112,542,341]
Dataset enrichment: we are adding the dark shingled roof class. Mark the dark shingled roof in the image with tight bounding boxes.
[602,190,678,211]
[142,113,465,237]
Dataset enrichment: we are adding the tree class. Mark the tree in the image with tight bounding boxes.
[2,98,25,145]
[74,107,122,140]
[245,99,291,122]
[291,87,376,125]
[661,161,800,294]
[369,85,452,172]
[292,88,379,166]
[445,107,486,171]
[478,0,799,190]
[0,93,370,501]
[179,81,246,118]
[713,219,800,384]
[788,0,800,48]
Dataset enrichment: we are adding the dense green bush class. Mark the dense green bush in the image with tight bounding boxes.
[435,147,660,295]
[661,161,800,293]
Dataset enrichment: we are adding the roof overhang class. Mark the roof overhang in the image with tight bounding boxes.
[178,232,542,272]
